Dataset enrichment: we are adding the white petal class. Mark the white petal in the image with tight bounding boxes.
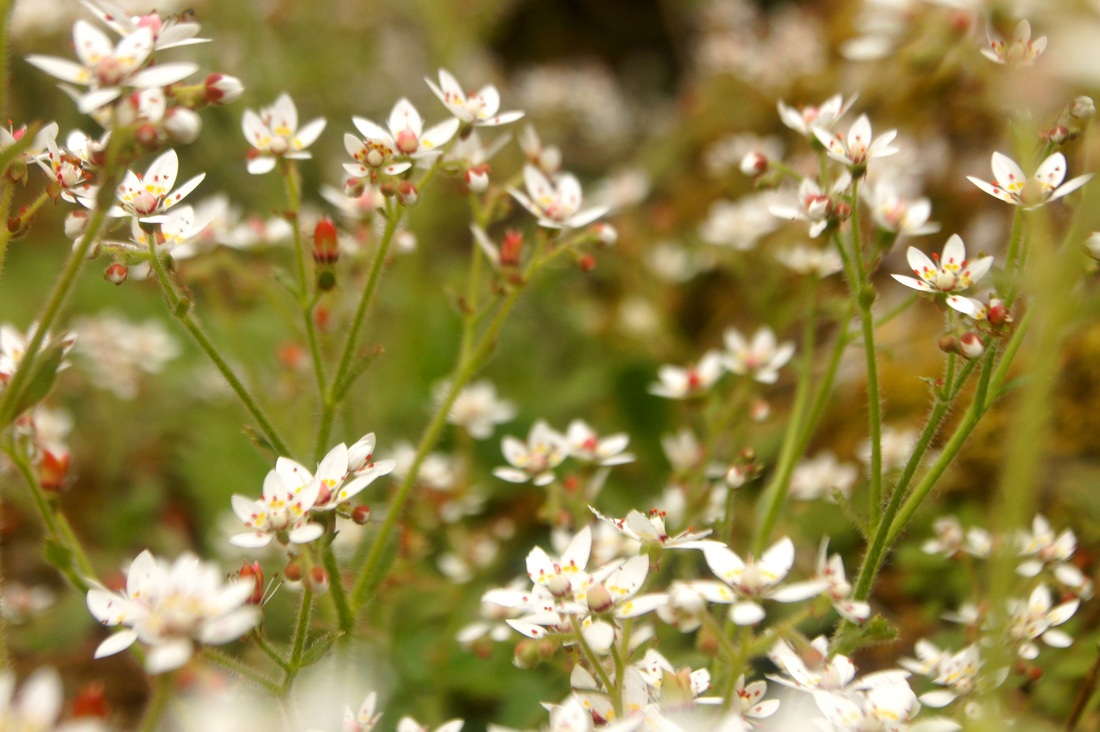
[731,601,766,625]
[24,55,88,84]
[131,62,198,88]
[294,118,327,150]
[94,629,138,658]
[145,639,194,674]
[990,152,1026,192]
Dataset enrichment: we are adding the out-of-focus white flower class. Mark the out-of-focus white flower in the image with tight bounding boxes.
[703,538,827,625]
[982,20,1046,66]
[775,244,844,278]
[1017,515,1091,596]
[891,235,993,294]
[590,506,715,551]
[344,691,383,732]
[864,181,939,237]
[1007,584,1079,659]
[769,636,908,695]
[921,515,992,559]
[778,93,857,137]
[0,667,70,731]
[0,583,56,624]
[242,93,326,175]
[859,426,917,472]
[441,380,516,439]
[396,716,464,732]
[565,419,634,466]
[82,0,209,50]
[518,123,560,173]
[730,675,780,724]
[816,540,870,622]
[229,458,325,547]
[510,165,607,230]
[26,21,197,114]
[493,420,568,486]
[649,352,724,399]
[86,550,260,673]
[427,68,523,128]
[699,192,784,249]
[656,580,735,632]
[72,312,179,399]
[967,152,1091,209]
[722,327,794,385]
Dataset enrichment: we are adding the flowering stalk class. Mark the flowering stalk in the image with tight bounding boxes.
[137,672,174,732]
[315,201,400,458]
[753,280,819,554]
[570,614,621,719]
[144,232,291,456]
[0,149,122,428]
[202,647,281,694]
[281,158,328,413]
[281,586,314,694]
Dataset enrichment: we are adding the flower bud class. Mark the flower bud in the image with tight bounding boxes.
[593,222,617,246]
[65,211,90,240]
[500,230,523,267]
[165,107,203,144]
[5,157,27,184]
[833,201,852,222]
[396,181,418,207]
[238,561,265,605]
[514,639,545,669]
[938,334,956,354]
[37,449,70,491]
[1071,96,1096,120]
[958,332,984,359]
[751,398,770,422]
[344,176,366,198]
[307,566,330,595]
[394,229,417,253]
[205,73,244,105]
[740,151,768,177]
[578,254,596,272]
[1047,125,1069,145]
[987,298,1011,326]
[352,505,372,524]
[284,559,303,583]
[586,583,613,614]
[104,262,128,285]
[465,164,490,193]
[317,270,337,292]
[311,217,340,264]
[545,574,571,598]
[72,682,109,719]
[135,123,160,150]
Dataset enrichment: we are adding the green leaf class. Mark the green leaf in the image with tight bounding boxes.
[2,337,70,429]
[298,630,340,668]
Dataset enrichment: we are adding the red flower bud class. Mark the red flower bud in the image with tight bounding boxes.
[352,505,372,525]
[307,566,329,595]
[204,73,244,105]
[104,263,129,285]
[312,217,340,264]
[396,181,418,207]
[238,561,265,605]
[500,230,523,267]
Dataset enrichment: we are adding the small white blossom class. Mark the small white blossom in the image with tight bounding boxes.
[703,538,827,625]
[967,152,1091,209]
[426,69,523,128]
[565,419,634,466]
[777,94,857,137]
[493,420,568,486]
[790,451,858,502]
[510,165,607,230]
[981,20,1046,66]
[242,93,326,175]
[1007,584,1079,660]
[891,235,993,295]
[86,550,260,673]
[649,351,724,399]
[442,380,516,439]
[109,148,204,224]
[722,327,794,385]
[813,114,899,170]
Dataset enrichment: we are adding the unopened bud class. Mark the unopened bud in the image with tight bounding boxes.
[545,574,571,598]
[312,217,340,264]
[740,151,768,177]
[593,222,617,246]
[514,639,545,669]
[317,270,337,292]
[238,562,265,605]
[6,210,30,239]
[344,176,366,198]
[1048,125,1069,145]
[37,449,70,491]
[987,298,1011,326]
[284,560,303,583]
[833,201,852,222]
[1071,96,1096,120]
[71,682,109,719]
[396,181,418,207]
[465,164,490,193]
[500,230,523,267]
[751,398,770,422]
[939,335,957,353]
[5,157,27,184]
[352,505,372,524]
[379,182,395,198]
[578,254,596,272]
[135,123,160,150]
[958,332,984,359]
[586,583,613,614]
[204,73,244,105]
[307,566,329,594]
[104,262,128,285]
[165,107,202,145]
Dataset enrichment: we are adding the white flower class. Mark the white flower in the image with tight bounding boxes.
[789,451,858,502]
[770,173,851,238]
[229,458,325,547]
[0,667,67,731]
[981,20,1046,66]
[863,181,939,237]
[510,165,607,230]
[722,327,794,384]
[396,717,464,732]
[82,1,210,50]
[967,152,1091,209]
[656,580,735,632]
[344,692,383,732]
[426,69,523,127]
[493,420,568,486]
[699,193,784,249]
[343,99,458,180]
[775,244,843,278]
[816,540,870,622]
[769,637,908,694]
[813,114,899,170]
[777,93,857,137]
[649,351,724,399]
[442,380,516,439]
[590,506,715,551]
[26,20,197,114]
[108,148,204,224]
[565,419,634,466]
[731,675,780,723]
[242,93,326,175]
[1007,584,1079,659]
[703,538,828,625]
[86,550,260,673]
[891,235,993,295]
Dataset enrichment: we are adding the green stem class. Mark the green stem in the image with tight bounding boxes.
[570,616,621,720]
[203,648,282,694]
[753,280,818,554]
[317,205,400,455]
[0,167,120,428]
[252,631,290,671]
[145,232,291,456]
[138,673,174,732]
[281,587,314,694]
[323,543,354,635]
